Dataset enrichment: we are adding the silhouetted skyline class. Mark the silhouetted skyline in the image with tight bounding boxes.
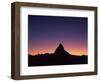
[28,43,87,66]
[28,15,88,56]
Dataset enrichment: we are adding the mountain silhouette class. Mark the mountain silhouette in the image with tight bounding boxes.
[54,43,70,55]
[28,43,88,66]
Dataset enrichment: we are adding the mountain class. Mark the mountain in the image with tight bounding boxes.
[28,43,88,66]
[54,43,70,55]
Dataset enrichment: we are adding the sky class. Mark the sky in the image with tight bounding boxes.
[28,15,88,56]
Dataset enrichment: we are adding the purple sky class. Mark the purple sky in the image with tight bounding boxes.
[28,15,88,55]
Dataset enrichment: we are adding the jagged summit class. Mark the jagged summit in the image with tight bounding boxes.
[54,43,70,55]
[58,43,64,50]
[55,43,64,53]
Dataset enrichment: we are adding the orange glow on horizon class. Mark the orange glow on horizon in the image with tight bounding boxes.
[66,48,87,56]
[29,48,55,55]
[28,47,87,56]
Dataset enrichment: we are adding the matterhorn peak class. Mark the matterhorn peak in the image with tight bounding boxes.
[57,43,64,50]
[54,43,70,55]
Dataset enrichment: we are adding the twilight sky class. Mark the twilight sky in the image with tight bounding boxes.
[28,15,88,56]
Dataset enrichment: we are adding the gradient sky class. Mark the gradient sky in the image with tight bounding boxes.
[28,15,88,56]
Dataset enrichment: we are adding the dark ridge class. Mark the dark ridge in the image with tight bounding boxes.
[28,43,88,66]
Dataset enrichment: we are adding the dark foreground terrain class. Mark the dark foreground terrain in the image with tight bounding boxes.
[28,43,88,66]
